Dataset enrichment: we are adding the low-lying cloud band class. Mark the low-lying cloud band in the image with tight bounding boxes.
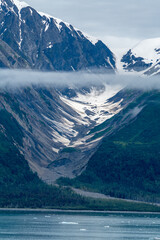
[0,69,160,91]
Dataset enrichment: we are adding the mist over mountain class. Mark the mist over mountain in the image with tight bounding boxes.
[0,0,160,208]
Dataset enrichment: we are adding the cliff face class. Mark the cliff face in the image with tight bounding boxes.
[0,0,119,184]
[0,0,116,72]
[0,39,29,68]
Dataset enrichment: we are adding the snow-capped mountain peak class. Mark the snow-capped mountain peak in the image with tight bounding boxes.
[38,11,99,45]
[11,0,29,11]
[121,38,160,75]
[131,38,160,64]
[0,0,116,72]
[0,0,29,12]
[38,11,68,32]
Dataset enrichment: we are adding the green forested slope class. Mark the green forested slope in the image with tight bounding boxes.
[59,92,160,202]
[1,100,160,211]
[0,110,87,208]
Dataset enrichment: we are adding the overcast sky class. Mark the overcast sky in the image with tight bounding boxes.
[24,0,160,54]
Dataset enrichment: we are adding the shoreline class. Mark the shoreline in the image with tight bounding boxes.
[0,208,160,215]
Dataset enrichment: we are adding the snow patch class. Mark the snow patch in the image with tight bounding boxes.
[54,18,63,31]
[29,8,33,15]
[39,11,99,44]
[44,22,49,32]
[121,38,160,75]
[83,33,98,45]
[11,0,29,11]
[74,28,98,45]
[61,84,123,125]
[47,42,53,49]
[51,128,70,146]
[43,115,78,138]
[115,50,126,74]
[52,147,59,153]
[39,12,64,32]
[131,38,160,64]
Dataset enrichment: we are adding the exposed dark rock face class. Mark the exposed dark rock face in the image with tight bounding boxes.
[0,0,119,186]
[121,39,160,75]
[121,49,152,72]
[0,0,116,72]
[0,39,29,68]
[0,83,128,183]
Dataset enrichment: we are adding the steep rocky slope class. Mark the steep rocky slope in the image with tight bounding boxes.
[1,0,160,205]
[0,80,130,183]
[0,39,29,68]
[0,0,116,72]
[62,91,160,202]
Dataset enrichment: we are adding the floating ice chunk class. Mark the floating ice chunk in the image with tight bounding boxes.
[60,222,79,225]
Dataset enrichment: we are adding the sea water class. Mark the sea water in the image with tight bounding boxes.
[0,211,160,240]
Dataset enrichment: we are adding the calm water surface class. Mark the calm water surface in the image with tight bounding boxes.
[0,211,160,240]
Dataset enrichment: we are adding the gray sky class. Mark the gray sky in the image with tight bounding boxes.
[24,0,160,54]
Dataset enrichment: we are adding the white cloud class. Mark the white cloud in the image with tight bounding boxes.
[1,69,160,92]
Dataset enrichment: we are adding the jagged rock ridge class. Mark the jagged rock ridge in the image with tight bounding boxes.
[0,0,116,72]
[121,38,160,75]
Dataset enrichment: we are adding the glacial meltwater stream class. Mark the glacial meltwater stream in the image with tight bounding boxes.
[0,211,160,240]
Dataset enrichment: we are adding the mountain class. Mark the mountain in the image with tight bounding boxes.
[0,109,88,208]
[121,38,160,75]
[60,91,160,202]
[2,78,160,204]
[1,77,147,208]
[1,109,159,212]
[1,0,160,207]
[0,0,116,72]
[0,38,29,68]
[0,81,131,183]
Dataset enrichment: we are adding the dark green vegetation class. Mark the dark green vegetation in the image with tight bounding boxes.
[61,147,79,153]
[58,91,160,203]
[0,110,86,208]
[1,109,160,212]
